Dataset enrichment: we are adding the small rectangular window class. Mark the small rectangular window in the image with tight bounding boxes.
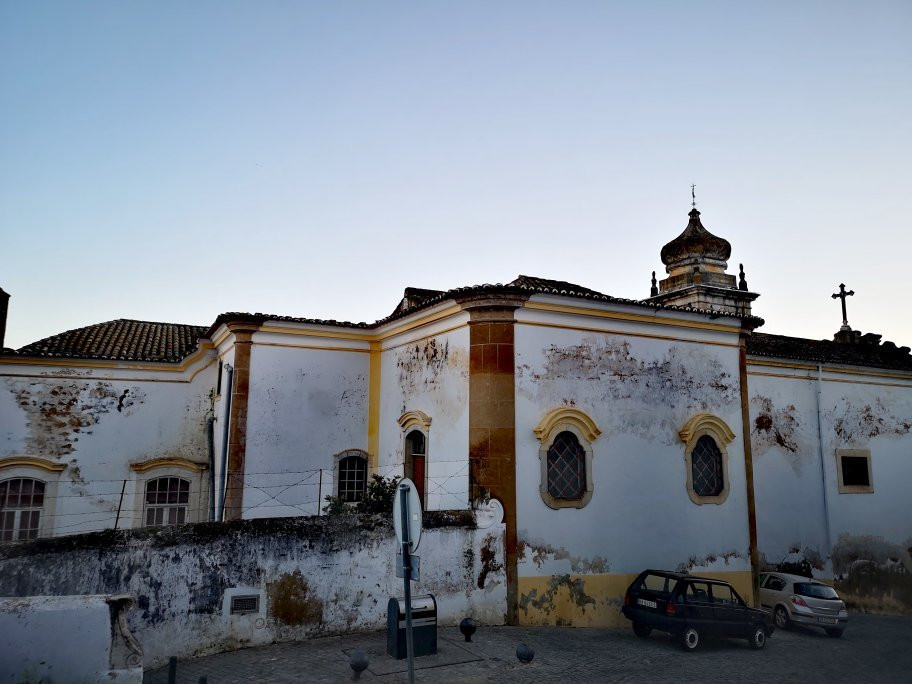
[216,361,223,395]
[230,595,260,614]
[836,449,873,493]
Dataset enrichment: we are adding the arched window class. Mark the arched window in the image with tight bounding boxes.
[547,431,586,500]
[0,477,45,541]
[336,450,368,502]
[405,430,427,506]
[533,407,601,509]
[679,413,735,505]
[144,476,190,527]
[691,435,723,497]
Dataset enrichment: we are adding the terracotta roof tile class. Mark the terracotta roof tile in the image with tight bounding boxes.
[11,319,207,363]
[748,332,912,371]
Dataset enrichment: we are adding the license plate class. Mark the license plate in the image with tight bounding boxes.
[817,617,837,624]
[637,598,657,609]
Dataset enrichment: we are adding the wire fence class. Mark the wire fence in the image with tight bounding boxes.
[1,461,479,540]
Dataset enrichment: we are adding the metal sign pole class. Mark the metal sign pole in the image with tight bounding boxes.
[399,483,416,684]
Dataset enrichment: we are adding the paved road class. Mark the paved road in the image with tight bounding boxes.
[146,613,912,683]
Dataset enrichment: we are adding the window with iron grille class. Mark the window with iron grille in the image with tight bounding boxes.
[338,451,368,503]
[691,435,723,497]
[230,595,260,614]
[546,431,586,500]
[144,477,190,527]
[0,477,45,541]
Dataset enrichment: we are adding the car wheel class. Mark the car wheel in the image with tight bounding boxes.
[749,624,767,650]
[774,605,790,629]
[825,628,844,638]
[632,622,652,639]
[680,626,701,651]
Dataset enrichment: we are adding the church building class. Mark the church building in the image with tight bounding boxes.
[2,206,910,626]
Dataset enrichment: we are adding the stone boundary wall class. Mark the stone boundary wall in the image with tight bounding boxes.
[0,511,507,669]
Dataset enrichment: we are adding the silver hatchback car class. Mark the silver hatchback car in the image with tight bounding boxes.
[759,572,848,637]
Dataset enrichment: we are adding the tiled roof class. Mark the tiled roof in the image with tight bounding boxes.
[11,319,207,363]
[748,332,912,372]
[205,274,765,337]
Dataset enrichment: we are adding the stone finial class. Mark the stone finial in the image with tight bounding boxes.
[738,264,748,291]
[650,271,658,297]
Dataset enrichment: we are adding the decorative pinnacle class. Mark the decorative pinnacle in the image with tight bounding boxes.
[738,264,748,291]
[650,271,658,297]
[831,283,855,331]
[691,184,696,208]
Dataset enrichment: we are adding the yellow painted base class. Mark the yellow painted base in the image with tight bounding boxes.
[517,571,755,628]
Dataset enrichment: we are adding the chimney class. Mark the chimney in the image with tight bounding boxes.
[0,287,9,349]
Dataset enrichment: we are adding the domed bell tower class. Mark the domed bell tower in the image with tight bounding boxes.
[648,206,758,317]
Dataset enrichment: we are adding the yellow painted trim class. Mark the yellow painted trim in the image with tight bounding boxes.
[398,410,432,431]
[516,320,740,348]
[0,342,215,377]
[748,358,912,381]
[253,342,369,354]
[747,370,912,389]
[533,407,602,443]
[130,457,209,473]
[679,413,736,445]
[255,304,466,344]
[380,323,468,353]
[516,571,756,627]
[368,341,381,469]
[523,300,742,333]
[0,456,67,473]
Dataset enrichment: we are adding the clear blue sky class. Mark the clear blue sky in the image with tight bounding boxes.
[2,1,910,350]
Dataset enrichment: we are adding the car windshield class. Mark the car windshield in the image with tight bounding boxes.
[794,582,839,600]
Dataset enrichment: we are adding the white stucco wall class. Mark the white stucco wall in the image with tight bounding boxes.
[377,312,470,511]
[0,353,217,536]
[748,359,912,576]
[514,300,752,584]
[242,329,370,519]
[0,514,506,669]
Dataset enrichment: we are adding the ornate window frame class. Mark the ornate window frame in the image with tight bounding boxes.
[0,456,66,539]
[835,448,873,494]
[678,413,735,505]
[398,410,431,506]
[533,408,601,509]
[130,457,209,527]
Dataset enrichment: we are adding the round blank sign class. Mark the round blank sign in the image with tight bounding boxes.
[393,478,422,553]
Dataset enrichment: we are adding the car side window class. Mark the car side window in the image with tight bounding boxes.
[710,584,738,606]
[767,576,786,591]
[685,582,711,604]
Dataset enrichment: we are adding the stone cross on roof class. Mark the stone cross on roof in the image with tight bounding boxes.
[831,283,855,332]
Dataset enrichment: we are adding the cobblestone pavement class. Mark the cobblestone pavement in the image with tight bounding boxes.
[145,613,912,683]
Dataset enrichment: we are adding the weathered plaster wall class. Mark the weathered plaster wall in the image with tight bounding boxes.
[749,362,912,607]
[0,512,506,669]
[378,315,470,510]
[0,357,216,535]
[243,334,370,518]
[513,302,751,626]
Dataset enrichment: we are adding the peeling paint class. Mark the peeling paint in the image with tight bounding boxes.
[519,574,595,614]
[10,381,146,456]
[751,396,801,457]
[518,335,737,442]
[829,398,912,444]
[675,550,744,573]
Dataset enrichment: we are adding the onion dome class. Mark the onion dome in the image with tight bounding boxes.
[660,208,731,267]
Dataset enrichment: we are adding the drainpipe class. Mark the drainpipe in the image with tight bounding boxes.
[218,364,234,522]
[816,365,833,567]
[206,417,216,521]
